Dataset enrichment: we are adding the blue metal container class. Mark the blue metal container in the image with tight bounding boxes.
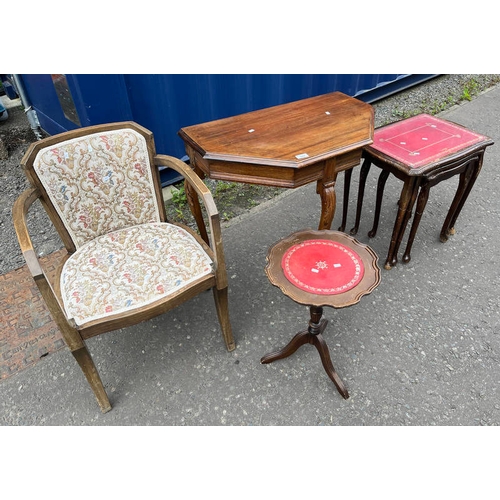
[15,74,436,185]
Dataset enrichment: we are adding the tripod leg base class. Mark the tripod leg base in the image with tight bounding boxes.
[260,328,312,364]
[261,317,349,399]
[312,333,349,399]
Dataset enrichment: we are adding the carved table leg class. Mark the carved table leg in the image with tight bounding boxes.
[260,328,316,364]
[261,306,349,399]
[440,157,481,242]
[316,159,338,230]
[350,158,371,236]
[368,169,390,238]
[338,168,353,232]
[403,182,430,263]
[316,179,337,230]
[311,332,349,399]
[384,177,420,270]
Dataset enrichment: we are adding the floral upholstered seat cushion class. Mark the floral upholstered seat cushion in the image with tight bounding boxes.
[60,223,213,326]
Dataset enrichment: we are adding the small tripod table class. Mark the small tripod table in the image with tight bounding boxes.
[261,229,380,399]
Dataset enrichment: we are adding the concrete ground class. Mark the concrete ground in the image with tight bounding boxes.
[1,87,499,428]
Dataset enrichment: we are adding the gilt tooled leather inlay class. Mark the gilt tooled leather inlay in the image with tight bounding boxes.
[372,114,487,168]
[281,239,364,295]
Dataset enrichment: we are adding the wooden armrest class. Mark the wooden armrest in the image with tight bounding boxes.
[154,154,228,288]
[12,187,44,279]
[154,154,218,216]
[13,187,83,344]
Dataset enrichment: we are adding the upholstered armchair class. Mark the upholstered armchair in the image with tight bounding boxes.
[13,121,235,412]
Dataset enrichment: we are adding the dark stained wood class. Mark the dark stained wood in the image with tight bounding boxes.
[179,92,373,168]
[261,307,349,399]
[261,229,380,399]
[14,122,235,413]
[179,92,374,232]
[347,115,494,270]
[265,230,380,309]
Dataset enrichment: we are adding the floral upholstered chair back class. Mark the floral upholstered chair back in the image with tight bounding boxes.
[32,127,161,249]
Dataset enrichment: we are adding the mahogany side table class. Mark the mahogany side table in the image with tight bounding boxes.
[178,92,373,243]
[348,114,493,270]
[261,229,380,399]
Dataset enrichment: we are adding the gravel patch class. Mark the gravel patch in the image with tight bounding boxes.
[371,74,500,127]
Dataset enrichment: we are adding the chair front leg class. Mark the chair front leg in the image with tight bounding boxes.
[213,286,235,351]
[72,345,112,413]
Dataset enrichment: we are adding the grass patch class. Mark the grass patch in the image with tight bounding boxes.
[166,180,285,227]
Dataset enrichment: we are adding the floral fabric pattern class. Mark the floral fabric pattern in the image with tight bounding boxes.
[61,223,213,326]
[33,128,160,248]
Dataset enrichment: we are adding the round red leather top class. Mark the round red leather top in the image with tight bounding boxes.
[281,239,364,295]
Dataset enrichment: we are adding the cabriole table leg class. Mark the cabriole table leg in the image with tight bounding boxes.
[384,177,420,269]
[440,157,482,242]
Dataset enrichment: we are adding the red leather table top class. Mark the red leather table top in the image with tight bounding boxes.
[281,239,364,295]
[370,114,488,169]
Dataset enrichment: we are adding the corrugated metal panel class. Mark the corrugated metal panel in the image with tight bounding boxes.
[355,74,438,102]
[18,73,437,173]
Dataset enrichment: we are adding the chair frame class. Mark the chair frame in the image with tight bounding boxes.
[13,121,235,412]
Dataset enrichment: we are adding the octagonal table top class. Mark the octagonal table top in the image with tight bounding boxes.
[179,92,374,170]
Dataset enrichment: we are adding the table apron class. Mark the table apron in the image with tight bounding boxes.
[188,149,363,189]
[420,153,483,185]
